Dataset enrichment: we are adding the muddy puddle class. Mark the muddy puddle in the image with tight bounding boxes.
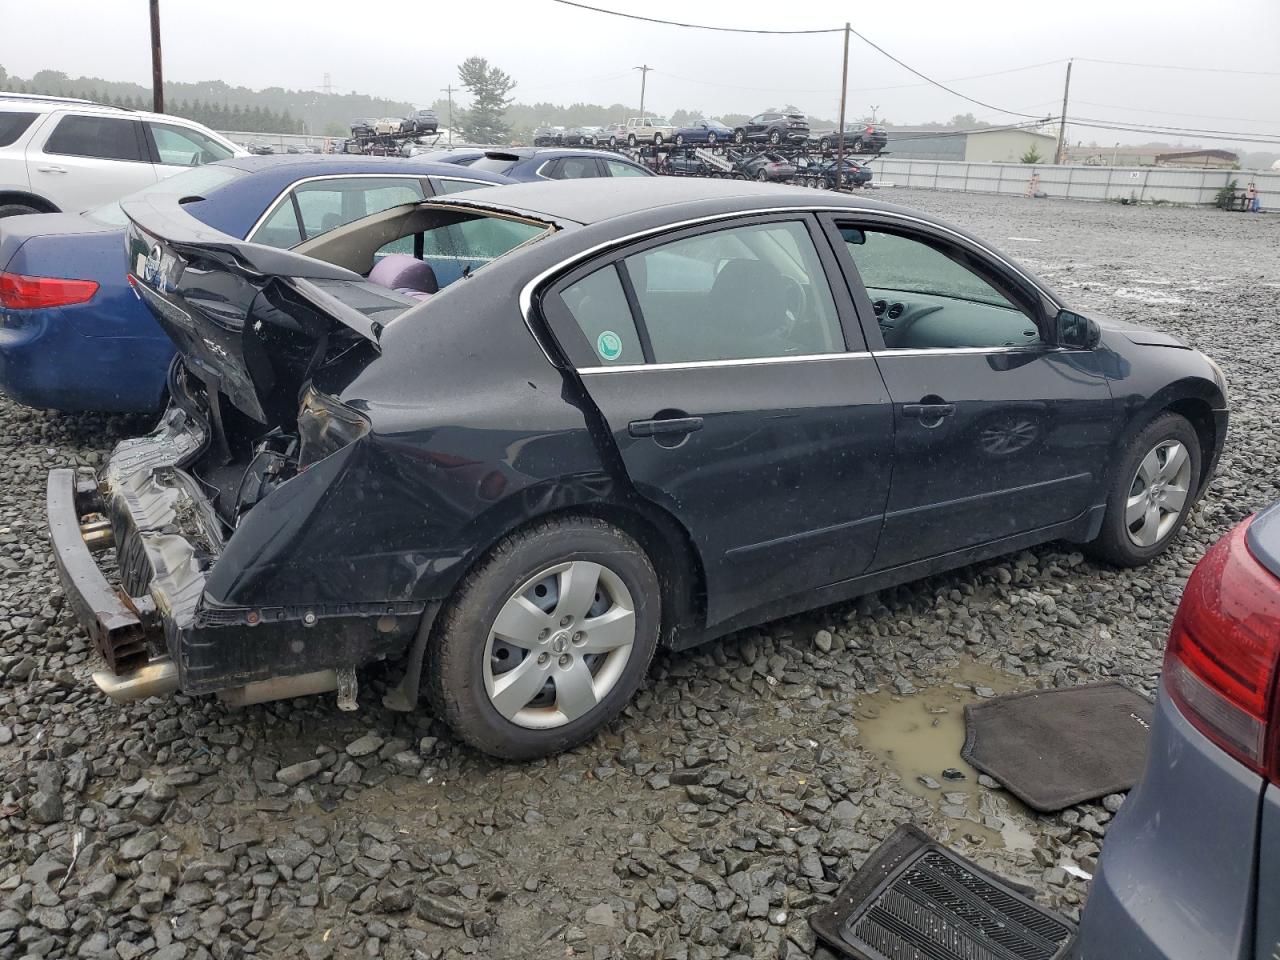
[855,659,1040,851]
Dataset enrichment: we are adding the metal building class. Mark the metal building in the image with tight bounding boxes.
[883,127,1058,163]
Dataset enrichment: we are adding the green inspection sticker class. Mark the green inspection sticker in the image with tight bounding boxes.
[597,330,623,361]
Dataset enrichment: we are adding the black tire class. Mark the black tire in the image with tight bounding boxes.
[425,517,661,760]
[627,134,637,147]
[707,132,717,146]
[734,129,745,144]
[768,129,781,145]
[818,137,830,152]
[757,170,769,182]
[608,136,618,148]
[0,203,43,219]
[653,133,664,146]
[674,134,684,147]
[1087,412,1201,567]
[851,136,864,152]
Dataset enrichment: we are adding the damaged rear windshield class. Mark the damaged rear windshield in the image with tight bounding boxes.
[375,209,550,288]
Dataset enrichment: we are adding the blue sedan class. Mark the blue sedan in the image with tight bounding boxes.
[425,147,653,181]
[671,119,734,147]
[0,155,510,412]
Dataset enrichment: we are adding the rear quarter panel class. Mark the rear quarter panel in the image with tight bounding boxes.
[1257,785,1280,960]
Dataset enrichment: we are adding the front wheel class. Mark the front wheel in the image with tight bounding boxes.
[627,134,637,147]
[1087,412,1201,567]
[674,134,684,146]
[734,130,745,144]
[653,132,664,146]
[706,132,717,145]
[425,517,661,759]
[819,137,830,152]
[768,130,781,145]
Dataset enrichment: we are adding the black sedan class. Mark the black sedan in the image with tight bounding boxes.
[49,179,1227,760]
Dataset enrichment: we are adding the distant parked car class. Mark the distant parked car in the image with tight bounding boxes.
[246,141,274,155]
[732,151,796,182]
[599,122,628,148]
[533,127,562,147]
[350,118,376,137]
[624,116,675,147]
[401,109,439,135]
[446,148,654,181]
[814,123,887,154]
[672,119,733,147]
[663,154,710,176]
[0,156,512,412]
[0,93,246,218]
[814,158,873,189]
[1073,503,1280,960]
[733,111,809,145]
[374,117,401,135]
[560,128,589,147]
[579,126,606,146]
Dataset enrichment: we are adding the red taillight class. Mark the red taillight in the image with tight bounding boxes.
[1165,518,1280,780]
[0,271,99,309]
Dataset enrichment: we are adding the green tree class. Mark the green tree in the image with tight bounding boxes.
[1020,144,1044,164]
[458,56,516,144]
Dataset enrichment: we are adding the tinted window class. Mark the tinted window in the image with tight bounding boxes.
[840,227,1040,350]
[431,177,490,195]
[605,160,649,178]
[288,177,424,241]
[0,112,37,147]
[44,114,144,161]
[467,157,518,174]
[88,164,246,226]
[625,221,844,363]
[561,266,643,367]
[547,157,599,179]
[254,200,304,248]
[147,122,233,166]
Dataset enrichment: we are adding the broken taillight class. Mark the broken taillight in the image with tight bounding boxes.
[1164,517,1280,782]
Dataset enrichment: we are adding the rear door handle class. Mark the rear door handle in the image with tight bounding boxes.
[628,416,703,438]
[902,403,956,419]
[35,165,67,174]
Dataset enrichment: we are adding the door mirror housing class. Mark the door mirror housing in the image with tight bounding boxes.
[1056,309,1101,349]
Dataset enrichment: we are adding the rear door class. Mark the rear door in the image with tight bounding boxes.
[28,111,156,212]
[541,214,894,628]
[820,213,1116,569]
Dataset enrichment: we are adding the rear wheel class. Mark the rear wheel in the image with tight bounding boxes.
[707,132,717,145]
[674,134,684,147]
[425,517,661,759]
[819,137,830,152]
[653,132,664,146]
[734,130,745,144]
[0,203,42,219]
[757,170,769,182]
[1088,412,1201,566]
[627,134,637,147]
[768,129,781,145]
[851,136,864,153]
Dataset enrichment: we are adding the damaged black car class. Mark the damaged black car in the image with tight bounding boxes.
[49,178,1227,759]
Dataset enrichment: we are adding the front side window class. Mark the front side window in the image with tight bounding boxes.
[624,220,844,363]
[44,114,144,162]
[147,122,234,166]
[839,226,1041,350]
[605,160,648,178]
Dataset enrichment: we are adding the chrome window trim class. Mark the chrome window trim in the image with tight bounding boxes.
[518,204,1061,366]
[581,352,873,375]
[245,172,432,242]
[429,175,508,193]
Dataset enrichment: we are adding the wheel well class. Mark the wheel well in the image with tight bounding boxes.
[450,500,708,649]
[1163,396,1217,488]
[0,191,58,214]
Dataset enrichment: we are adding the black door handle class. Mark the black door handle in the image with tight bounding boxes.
[628,416,704,438]
[902,403,956,419]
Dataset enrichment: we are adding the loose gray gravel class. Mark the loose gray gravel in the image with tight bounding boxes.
[0,191,1275,960]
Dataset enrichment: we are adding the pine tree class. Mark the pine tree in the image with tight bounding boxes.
[457,57,516,145]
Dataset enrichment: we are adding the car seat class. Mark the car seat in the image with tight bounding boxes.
[368,254,439,302]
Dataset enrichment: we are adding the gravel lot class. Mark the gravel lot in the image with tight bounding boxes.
[0,190,1275,960]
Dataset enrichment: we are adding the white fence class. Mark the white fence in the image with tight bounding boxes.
[871,158,1280,207]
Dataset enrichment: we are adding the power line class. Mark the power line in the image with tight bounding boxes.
[1072,99,1276,126]
[1063,117,1280,145]
[1067,115,1280,140]
[550,0,841,34]
[1075,57,1280,78]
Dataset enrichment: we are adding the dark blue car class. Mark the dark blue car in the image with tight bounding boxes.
[427,147,653,181]
[671,119,733,147]
[0,155,509,412]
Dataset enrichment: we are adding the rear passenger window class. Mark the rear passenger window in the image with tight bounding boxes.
[0,112,37,147]
[44,115,144,162]
[561,266,643,367]
[547,157,599,179]
[624,221,844,363]
[292,177,423,240]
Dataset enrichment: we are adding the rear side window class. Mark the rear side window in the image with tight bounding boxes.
[624,220,844,363]
[546,157,599,180]
[605,160,649,178]
[44,115,145,162]
[561,266,644,367]
[257,177,425,246]
[0,112,37,147]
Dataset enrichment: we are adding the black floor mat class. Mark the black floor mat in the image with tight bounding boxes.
[961,682,1153,813]
[810,824,1075,960]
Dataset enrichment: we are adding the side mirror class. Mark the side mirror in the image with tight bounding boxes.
[1056,309,1101,349]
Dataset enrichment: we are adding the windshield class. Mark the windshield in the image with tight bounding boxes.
[88,164,246,225]
[467,157,518,174]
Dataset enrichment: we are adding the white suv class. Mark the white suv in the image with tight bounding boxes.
[0,94,247,218]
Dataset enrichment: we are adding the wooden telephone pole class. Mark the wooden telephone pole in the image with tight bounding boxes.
[1054,59,1073,164]
[633,64,653,117]
[835,23,850,191]
[149,0,164,113]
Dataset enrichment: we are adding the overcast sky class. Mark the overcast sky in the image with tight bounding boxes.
[3,0,1278,148]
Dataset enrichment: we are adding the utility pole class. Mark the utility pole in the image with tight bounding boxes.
[835,23,850,192]
[633,64,652,117]
[441,85,456,146]
[1054,58,1073,165]
[870,104,879,125]
[149,0,164,113]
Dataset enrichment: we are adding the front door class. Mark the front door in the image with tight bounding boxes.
[822,215,1117,570]
[542,215,894,628]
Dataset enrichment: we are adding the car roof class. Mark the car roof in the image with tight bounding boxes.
[0,93,171,122]
[432,176,905,227]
